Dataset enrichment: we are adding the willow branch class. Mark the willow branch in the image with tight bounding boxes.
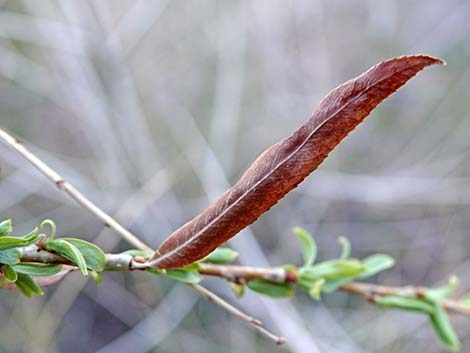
[197,263,470,316]
[14,246,470,317]
[0,127,282,344]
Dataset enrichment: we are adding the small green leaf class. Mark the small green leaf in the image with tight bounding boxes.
[300,259,364,285]
[60,238,106,272]
[164,269,201,284]
[359,254,395,279]
[2,264,17,282]
[0,248,21,265]
[308,278,326,301]
[89,270,103,285]
[247,279,293,298]
[0,228,41,251]
[15,273,44,297]
[293,227,317,267]
[230,283,245,298]
[424,276,459,304]
[337,236,351,260]
[429,305,460,352]
[179,263,201,271]
[13,263,62,277]
[0,219,13,237]
[322,254,396,293]
[39,219,56,240]
[45,239,88,276]
[202,248,238,264]
[376,295,435,314]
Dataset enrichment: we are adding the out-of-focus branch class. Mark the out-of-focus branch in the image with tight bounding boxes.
[0,127,283,345]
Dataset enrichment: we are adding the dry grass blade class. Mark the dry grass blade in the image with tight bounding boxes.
[151,55,445,269]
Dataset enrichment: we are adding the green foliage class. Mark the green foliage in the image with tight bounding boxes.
[15,273,43,297]
[376,295,435,314]
[0,228,42,251]
[44,239,88,275]
[293,227,317,267]
[0,219,13,237]
[59,238,106,272]
[430,305,460,352]
[147,267,202,284]
[0,219,107,297]
[202,247,238,264]
[291,228,461,352]
[13,263,62,277]
[230,283,245,298]
[247,279,293,298]
[0,248,21,265]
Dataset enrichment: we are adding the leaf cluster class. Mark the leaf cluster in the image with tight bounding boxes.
[0,219,106,296]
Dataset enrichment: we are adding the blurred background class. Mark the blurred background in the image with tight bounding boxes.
[0,1,469,352]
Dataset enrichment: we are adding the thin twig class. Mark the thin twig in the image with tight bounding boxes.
[0,128,151,252]
[0,127,283,344]
[190,283,285,345]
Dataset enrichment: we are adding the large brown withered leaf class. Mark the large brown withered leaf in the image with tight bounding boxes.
[151,55,444,269]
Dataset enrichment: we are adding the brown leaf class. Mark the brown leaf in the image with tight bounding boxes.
[151,55,444,269]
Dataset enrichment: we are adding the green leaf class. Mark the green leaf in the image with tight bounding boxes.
[308,278,326,301]
[424,276,459,304]
[179,263,201,271]
[0,248,21,265]
[15,273,43,297]
[164,269,201,284]
[322,254,396,293]
[321,279,349,293]
[2,264,17,282]
[359,254,395,279]
[45,239,88,276]
[0,228,41,251]
[337,236,351,260]
[60,238,106,272]
[247,279,293,298]
[89,270,103,285]
[13,263,62,277]
[299,259,364,285]
[230,283,245,298]
[293,227,317,267]
[429,305,460,352]
[376,295,435,314]
[0,219,13,237]
[202,248,238,264]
